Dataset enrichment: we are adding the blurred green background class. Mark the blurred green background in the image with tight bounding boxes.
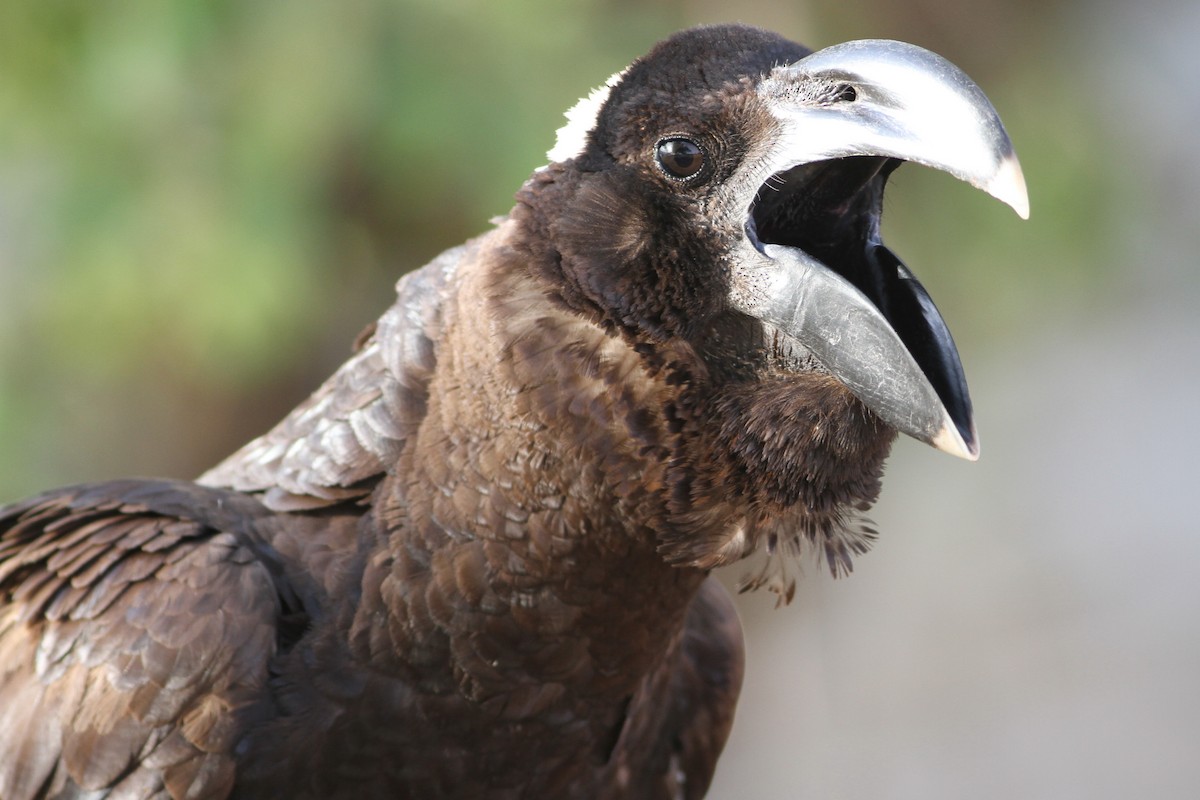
[1,1,1196,797]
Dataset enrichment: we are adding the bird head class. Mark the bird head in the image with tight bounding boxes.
[523,25,1027,577]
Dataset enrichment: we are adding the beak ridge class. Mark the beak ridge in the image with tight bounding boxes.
[767,39,1030,221]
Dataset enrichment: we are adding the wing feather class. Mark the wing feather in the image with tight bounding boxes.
[199,237,476,510]
[0,482,285,800]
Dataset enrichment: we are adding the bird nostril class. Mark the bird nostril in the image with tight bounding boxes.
[832,84,857,102]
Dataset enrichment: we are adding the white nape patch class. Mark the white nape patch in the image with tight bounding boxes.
[545,68,627,164]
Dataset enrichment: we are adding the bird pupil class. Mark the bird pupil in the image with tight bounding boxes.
[670,144,695,166]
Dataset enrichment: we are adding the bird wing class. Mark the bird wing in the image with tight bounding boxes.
[607,577,745,799]
[198,237,472,512]
[0,480,288,800]
[668,578,745,799]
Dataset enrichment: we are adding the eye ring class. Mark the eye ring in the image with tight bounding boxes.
[655,137,706,181]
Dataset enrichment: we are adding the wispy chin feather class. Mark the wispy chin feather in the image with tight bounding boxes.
[736,505,878,606]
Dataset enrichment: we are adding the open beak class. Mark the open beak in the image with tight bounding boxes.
[733,39,1028,460]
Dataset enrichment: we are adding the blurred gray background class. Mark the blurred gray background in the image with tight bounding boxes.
[1,1,1196,797]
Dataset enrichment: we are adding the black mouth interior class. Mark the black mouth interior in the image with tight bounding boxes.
[748,155,897,315]
[746,156,975,445]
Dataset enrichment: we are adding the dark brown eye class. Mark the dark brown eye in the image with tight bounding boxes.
[656,138,705,180]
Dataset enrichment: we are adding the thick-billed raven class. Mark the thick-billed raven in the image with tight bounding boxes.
[0,24,1025,799]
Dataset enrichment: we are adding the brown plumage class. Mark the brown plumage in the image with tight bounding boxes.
[0,24,1025,799]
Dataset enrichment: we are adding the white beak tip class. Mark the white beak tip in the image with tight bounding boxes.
[931,420,980,462]
[989,153,1030,220]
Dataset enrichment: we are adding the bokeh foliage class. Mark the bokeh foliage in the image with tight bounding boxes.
[0,0,1117,498]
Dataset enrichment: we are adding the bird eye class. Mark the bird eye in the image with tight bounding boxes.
[656,138,705,180]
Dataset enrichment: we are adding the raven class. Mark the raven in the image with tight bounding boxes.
[0,24,1025,799]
